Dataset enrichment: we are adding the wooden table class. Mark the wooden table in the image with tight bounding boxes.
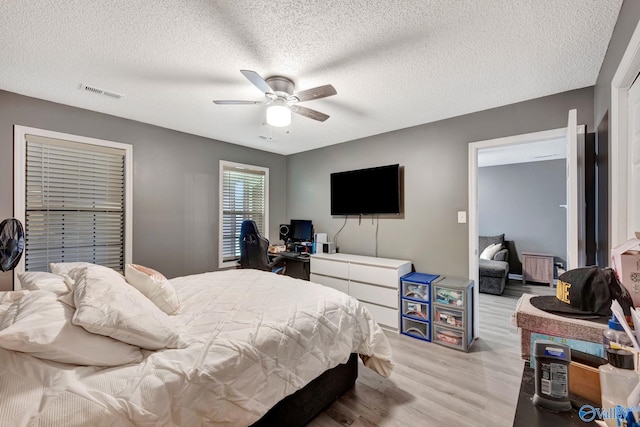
[522,252,555,287]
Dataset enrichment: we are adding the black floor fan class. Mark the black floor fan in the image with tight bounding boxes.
[0,218,24,272]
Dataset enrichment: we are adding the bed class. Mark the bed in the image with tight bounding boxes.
[0,266,393,426]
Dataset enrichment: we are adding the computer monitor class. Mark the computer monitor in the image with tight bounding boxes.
[289,219,313,242]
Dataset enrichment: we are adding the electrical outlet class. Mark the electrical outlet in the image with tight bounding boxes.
[457,211,467,224]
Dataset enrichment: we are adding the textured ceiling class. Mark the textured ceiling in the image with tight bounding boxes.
[0,1,622,155]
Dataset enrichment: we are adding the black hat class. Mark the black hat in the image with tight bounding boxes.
[530,267,634,321]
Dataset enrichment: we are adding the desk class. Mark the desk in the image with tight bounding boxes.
[513,365,592,427]
[269,252,310,281]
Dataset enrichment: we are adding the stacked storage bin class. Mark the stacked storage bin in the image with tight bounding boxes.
[432,277,474,352]
[399,272,440,341]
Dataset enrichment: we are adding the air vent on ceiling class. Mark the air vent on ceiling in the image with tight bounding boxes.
[79,84,124,100]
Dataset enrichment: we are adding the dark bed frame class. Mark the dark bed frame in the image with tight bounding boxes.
[251,353,358,427]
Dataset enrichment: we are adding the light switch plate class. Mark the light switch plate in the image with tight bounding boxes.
[457,211,467,224]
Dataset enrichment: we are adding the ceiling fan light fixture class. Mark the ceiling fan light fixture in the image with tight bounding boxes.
[213,70,335,125]
[266,104,291,127]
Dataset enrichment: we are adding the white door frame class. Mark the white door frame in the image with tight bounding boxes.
[567,110,587,270]
[611,19,640,247]
[468,125,584,337]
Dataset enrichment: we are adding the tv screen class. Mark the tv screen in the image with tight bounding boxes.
[330,164,401,215]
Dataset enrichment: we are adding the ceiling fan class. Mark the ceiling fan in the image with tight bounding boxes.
[213,70,336,127]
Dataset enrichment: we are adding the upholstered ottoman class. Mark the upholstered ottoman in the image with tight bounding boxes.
[479,258,509,295]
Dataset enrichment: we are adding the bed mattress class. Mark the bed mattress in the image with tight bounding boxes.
[0,269,393,426]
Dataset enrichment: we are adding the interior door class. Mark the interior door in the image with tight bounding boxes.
[628,79,640,236]
[596,113,610,266]
[566,109,586,270]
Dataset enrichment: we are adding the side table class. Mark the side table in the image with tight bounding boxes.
[522,252,555,287]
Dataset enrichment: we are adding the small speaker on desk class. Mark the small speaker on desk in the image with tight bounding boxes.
[321,242,336,254]
[279,224,290,241]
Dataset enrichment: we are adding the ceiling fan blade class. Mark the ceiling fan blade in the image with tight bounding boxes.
[213,100,262,105]
[240,70,273,94]
[290,105,330,122]
[293,84,337,102]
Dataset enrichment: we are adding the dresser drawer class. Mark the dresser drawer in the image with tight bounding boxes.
[360,302,397,330]
[349,263,399,288]
[310,274,349,294]
[349,281,398,309]
[310,258,349,279]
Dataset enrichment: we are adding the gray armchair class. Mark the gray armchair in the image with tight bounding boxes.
[478,234,510,295]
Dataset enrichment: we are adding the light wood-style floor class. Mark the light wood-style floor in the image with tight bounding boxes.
[308,281,556,427]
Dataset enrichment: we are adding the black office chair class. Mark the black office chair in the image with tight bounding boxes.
[238,220,285,274]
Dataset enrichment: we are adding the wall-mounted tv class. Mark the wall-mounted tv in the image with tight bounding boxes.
[330,164,401,215]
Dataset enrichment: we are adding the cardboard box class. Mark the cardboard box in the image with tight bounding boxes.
[611,238,640,308]
[621,250,640,298]
[569,361,601,406]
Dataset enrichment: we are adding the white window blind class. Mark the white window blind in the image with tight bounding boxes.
[24,134,126,272]
[220,162,268,263]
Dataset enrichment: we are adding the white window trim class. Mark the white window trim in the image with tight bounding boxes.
[218,160,269,269]
[13,125,133,284]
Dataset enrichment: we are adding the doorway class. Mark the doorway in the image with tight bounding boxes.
[477,138,568,279]
[468,119,585,338]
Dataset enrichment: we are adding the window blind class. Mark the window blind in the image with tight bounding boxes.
[221,165,266,262]
[24,134,126,272]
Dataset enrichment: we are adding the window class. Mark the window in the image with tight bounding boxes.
[14,126,132,276]
[219,161,269,268]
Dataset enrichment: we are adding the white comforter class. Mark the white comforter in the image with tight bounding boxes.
[0,269,393,426]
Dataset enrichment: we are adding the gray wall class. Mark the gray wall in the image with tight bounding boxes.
[478,159,566,266]
[0,90,287,291]
[287,88,593,279]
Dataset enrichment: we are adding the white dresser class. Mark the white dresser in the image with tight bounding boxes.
[310,253,412,331]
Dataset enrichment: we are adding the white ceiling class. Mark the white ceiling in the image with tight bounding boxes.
[0,1,622,155]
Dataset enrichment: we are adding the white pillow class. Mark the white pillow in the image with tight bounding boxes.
[0,290,143,366]
[125,264,180,315]
[480,243,503,260]
[49,261,97,275]
[72,266,182,350]
[17,271,69,295]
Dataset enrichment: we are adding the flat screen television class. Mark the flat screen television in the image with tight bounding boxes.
[330,164,401,215]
